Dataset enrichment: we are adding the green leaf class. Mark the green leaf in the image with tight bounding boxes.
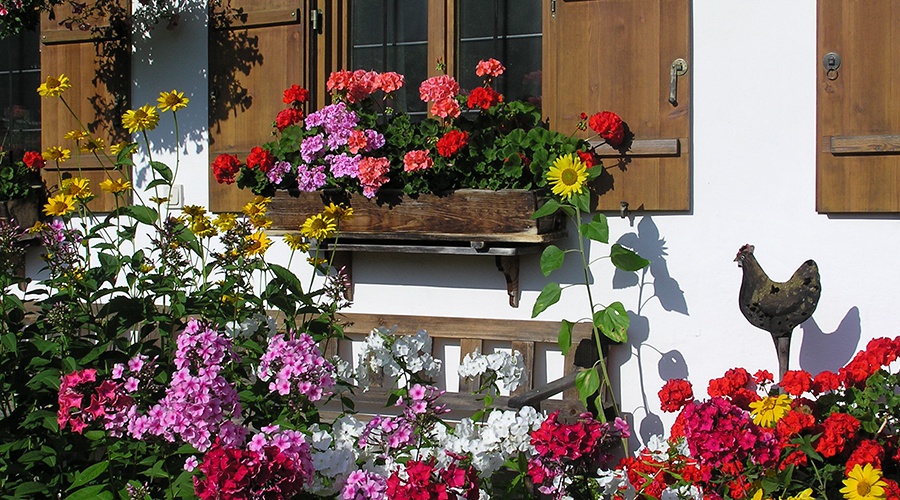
[69,461,109,490]
[539,245,565,276]
[558,320,574,355]
[610,243,650,271]
[15,482,49,496]
[1,331,16,354]
[593,302,630,343]
[579,213,609,243]
[575,368,601,408]
[571,190,591,213]
[268,263,305,296]
[124,205,158,226]
[150,161,173,183]
[531,199,561,219]
[531,282,562,318]
[65,485,113,500]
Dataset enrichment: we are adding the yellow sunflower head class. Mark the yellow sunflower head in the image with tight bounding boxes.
[43,194,77,217]
[122,105,161,134]
[64,130,89,142]
[748,393,792,428]
[242,198,269,219]
[300,214,337,240]
[546,153,588,200]
[323,203,354,222]
[61,177,92,200]
[283,233,310,252]
[244,230,272,256]
[37,74,71,98]
[214,213,238,232]
[191,217,218,238]
[157,89,190,112]
[98,178,132,194]
[42,146,71,163]
[80,137,105,153]
[182,205,207,219]
[841,464,887,500]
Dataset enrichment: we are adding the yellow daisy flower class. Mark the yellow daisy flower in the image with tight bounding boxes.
[323,203,354,222]
[61,177,92,200]
[249,215,272,229]
[546,153,588,201]
[122,105,160,134]
[43,194,77,216]
[244,230,272,256]
[80,137,105,153]
[787,488,815,500]
[283,233,309,252]
[242,199,269,219]
[99,178,132,194]
[182,205,207,218]
[748,393,792,428]
[157,89,190,112]
[149,196,170,205]
[110,141,134,156]
[841,463,887,500]
[214,213,238,231]
[191,217,218,238]
[307,257,328,266]
[42,146,71,162]
[37,74,71,98]
[300,213,337,240]
[64,130,89,141]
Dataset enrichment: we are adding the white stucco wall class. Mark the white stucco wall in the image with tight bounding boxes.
[122,1,897,446]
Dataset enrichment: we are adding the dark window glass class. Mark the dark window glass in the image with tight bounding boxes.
[0,30,41,163]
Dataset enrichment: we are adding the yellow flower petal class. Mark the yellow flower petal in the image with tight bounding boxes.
[37,74,71,98]
[157,89,189,112]
[546,153,588,201]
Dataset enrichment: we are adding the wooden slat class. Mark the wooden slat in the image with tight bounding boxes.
[41,26,117,45]
[592,138,681,158]
[510,340,535,396]
[457,339,483,394]
[214,8,301,29]
[829,134,900,154]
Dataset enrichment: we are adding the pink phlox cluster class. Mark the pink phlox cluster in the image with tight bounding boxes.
[127,319,245,452]
[358,415,417,453]
[340,469,388,500]
[247,425,315,485]
[58,368,133,436]
[257,331,336,402]
[400,383,447,419]
[419,75,461,118]
[681,397,780,472]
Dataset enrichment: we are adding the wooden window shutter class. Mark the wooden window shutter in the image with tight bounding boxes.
[545,0,691,211]
[817,0,900,212]
[209,0,310,213]
[40,1,132,212]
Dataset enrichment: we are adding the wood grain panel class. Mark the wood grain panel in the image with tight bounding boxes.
[817,0,900,212]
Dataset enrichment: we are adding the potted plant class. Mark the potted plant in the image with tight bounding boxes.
[0,149,46,233]
[211,59,627,242]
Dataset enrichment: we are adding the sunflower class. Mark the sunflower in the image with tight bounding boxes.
[546,153,588,200]
[64,130,89,142]
[80,137,105,153]
[99,178,132,194]
[61,177,92,200]
[841,464,887,500]
[182,205,207,218]
[283,233,309,252]
[122,105,160,134]
[43,194,77,217]
[242,198,270,219]
[157,89,190,112]
[37,74,71,98]
[323,203,354,222]
[42,146,71,162]
[244,230,272,256]
[300,214,337,240]
[214,213,238,232]
[748,393,792,428]
[191,217,218,238]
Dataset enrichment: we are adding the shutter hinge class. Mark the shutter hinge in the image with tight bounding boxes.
[310,9,323,34]
[551,0,556,18]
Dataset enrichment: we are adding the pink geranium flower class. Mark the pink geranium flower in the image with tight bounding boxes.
[403,150,433,173]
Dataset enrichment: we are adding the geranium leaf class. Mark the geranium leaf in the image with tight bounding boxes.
[532,282,562,318]
[579,213,609,243]
[576,368,601,408]
[558,320,574,355]
[539,245,565,276]
[593,302,629,343]
[532,199,560,219]
[610,243,650,271]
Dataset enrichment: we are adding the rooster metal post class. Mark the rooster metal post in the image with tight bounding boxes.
[735,244,821,380]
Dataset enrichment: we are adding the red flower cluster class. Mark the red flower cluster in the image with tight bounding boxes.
[658,378,694,413]
[475,58,505,78]
[419,74,460,119]
[839,336,900,387]
[194,443,307,500]
[275,107,304,131]
[436,130,468,158]
[588,111,625,147]
[57,368,131,435]
[327,69,405,103]
[779,369,813,396]
[618,449,704,498]
[576,150,599,169]
[246,146,275,173]
[275,83,308,131]
[814,411,860,457]
[385,459,479,500]
[22,150,45,170]
[466,86,503,110]
[282,84,309,105]
[212,153,242,185]
[680,397,780,470]
[707,367,759,408]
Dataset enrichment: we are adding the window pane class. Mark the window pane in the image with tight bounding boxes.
[0,31,42,160]
[457,0,542,106]
[350,0,428,115]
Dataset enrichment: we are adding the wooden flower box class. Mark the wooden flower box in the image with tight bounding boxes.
[0,194,43,241]
[267,188,564,244]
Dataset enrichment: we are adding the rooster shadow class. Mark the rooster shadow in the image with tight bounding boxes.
[798,306,861,375]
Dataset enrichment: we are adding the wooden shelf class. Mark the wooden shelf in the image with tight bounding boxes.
[313,232,566,308]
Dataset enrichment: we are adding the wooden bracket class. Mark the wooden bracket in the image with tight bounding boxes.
[495,255,521,308]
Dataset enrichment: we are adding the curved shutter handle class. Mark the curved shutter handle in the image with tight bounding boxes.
[668,58,688,106]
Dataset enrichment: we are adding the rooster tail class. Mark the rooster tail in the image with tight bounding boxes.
[775,335,791,381]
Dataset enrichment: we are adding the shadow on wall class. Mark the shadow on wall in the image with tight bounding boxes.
[613,216,688,315]
[799,306,861,375]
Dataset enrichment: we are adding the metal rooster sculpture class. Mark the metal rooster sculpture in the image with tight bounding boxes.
[735,244,821,380]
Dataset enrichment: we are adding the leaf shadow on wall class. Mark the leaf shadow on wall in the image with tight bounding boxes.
[798,306,861,375]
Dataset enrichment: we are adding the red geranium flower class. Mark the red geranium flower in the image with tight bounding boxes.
[467,86,502,110]
[576,150,599,169]
[246,146,275,173]
[845,439,885,475]
[658,378,694,413]
[23,151,45,170]
[275,108,304,131]
[588,111,625,147]
[811,369,841,394]
[282,84,309,105]
[779,369,813,396]
[212,154,242,185]
[815,412,860,457]
[436,130,468,157]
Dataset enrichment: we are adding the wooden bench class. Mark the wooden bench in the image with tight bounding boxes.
[320,313,600,419]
